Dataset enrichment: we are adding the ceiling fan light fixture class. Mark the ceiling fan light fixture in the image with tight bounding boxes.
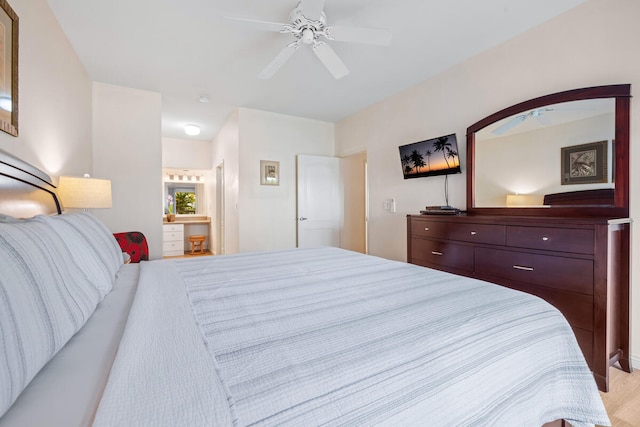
[184,124,201,136]
[301,28,315,44]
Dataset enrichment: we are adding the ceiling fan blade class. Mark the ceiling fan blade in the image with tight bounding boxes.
[299,0,326,21]
[327,25,392,46]
[258,42,299,79]
[535,113,552,126]
[313,42,349,79]
[225,16,287,32]
[492,115,527,135]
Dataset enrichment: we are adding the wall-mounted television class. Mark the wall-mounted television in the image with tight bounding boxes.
[399,133,461,179]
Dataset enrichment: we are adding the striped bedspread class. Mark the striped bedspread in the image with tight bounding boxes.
[95,247,609,427]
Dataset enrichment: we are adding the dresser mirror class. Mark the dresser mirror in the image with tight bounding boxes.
[467,85,631,217]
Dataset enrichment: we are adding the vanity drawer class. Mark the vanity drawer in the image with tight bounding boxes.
[163,231,183,242]
[163,223,184,233]
[412,220,505,245]
[506,226,594,254]
[475,247,593,295]
[410,238,473,272]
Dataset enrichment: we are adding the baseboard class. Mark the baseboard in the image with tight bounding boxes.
[629,355,640,370]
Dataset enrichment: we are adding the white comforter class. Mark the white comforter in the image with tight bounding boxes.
[94,248,609,427]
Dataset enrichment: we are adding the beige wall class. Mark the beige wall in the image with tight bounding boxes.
[341,151,367,253]
[92,82,163,260]
[336,0,640,363]
[476,113,615,207]
[0,0,92,179]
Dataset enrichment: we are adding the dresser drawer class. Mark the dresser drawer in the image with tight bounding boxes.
[411,219,505,245]
[410,238,473,271]
[506,226,594,254]
[475,247,593,295]
[504,281,594,331]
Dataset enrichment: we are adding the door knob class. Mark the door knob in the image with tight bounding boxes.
[299,217,308,221]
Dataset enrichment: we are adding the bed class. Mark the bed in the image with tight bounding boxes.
[0,149,610,426]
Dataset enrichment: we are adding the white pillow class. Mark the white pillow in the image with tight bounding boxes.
[34,213,123,297]
[0,218,103,417]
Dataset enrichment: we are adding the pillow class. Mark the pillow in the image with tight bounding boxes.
[0,217,104,417]
[34,213,124,297]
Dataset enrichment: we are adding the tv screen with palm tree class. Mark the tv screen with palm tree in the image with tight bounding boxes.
[399,133,461,179]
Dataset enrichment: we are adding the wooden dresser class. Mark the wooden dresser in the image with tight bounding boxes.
[407,214,631,391]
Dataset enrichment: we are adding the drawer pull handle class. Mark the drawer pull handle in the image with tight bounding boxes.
[424,227,430,231]
[542,237,549,241]
[470,231,477,235]
[513,265,534,271]
[431,251,443,256]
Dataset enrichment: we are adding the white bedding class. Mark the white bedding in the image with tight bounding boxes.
[94,248,609,427]
[0,264,139,427]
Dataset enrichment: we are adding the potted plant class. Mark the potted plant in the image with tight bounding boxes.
[166,194,175,222]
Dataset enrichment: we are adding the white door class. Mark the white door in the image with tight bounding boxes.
[297,155,341,248]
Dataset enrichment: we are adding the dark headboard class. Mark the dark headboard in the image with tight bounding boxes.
[543,188,615,206]
[0,149,62,217]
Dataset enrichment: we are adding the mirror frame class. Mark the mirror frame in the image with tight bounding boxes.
[466,84,630,218]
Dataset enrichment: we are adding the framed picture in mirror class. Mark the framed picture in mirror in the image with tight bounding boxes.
[561,140,608,185]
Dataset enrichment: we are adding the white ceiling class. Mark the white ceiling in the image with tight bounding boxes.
[47,0,587,141]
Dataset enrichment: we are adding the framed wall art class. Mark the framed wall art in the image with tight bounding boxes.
[260,160,279,186]
[561,140,608,185]
[0,0,17,137]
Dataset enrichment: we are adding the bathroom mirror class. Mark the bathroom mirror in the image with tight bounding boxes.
[163,169,206,215]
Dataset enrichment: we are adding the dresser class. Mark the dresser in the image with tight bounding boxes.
[407,214,631,391]
[163,223,184,257]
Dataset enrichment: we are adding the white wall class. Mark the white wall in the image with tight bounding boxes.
[92,82,163,259]
[162,137,212,170]
[0,0,92,178]
[211,110,240,254]
[237,108,334,253]
[335,0,640,361]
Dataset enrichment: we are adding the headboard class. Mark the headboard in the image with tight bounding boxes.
[543,188,615,206]
[0,149,62,217]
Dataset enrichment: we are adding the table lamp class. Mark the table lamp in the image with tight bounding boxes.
[58,174,112,211]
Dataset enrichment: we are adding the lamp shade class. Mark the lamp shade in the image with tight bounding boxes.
[505,194,543,207]
[58,176,112,209]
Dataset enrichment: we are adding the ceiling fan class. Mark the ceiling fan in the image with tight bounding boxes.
[226,0,392,80]
[492,108,553,135]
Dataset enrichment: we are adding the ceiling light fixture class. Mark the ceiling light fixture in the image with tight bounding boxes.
[184,124,200,136]
[198,95,210,103]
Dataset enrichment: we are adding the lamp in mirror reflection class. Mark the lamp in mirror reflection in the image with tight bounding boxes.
[505,193,544,207]
[58,174,112,211]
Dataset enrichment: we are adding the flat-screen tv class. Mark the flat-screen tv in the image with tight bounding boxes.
[399,133,461,179]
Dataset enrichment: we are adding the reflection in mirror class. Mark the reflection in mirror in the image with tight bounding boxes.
[163,169,205,215]
[474,98,615,207]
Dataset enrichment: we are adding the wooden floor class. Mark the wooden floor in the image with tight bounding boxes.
[599,366,640,426]
[163,250,214,259]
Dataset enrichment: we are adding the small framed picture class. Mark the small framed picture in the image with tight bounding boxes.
[260,160,279,186]
[561,141,608,185]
